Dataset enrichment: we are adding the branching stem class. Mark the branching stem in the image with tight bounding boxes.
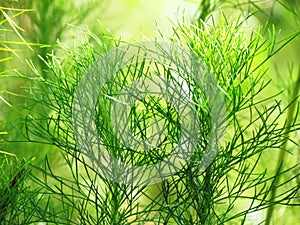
[265,66,300,225]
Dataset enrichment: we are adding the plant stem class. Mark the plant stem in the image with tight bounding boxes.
[265,66,300,225]
[0,162,25,223]
[197,0,211,23]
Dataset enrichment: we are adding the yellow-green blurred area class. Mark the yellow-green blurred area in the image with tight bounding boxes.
[0,0,300,224]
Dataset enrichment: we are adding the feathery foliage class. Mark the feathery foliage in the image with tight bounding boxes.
[1,0,300,224]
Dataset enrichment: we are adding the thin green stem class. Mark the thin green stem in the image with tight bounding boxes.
[196,0,211,23]
[265,66,300,225]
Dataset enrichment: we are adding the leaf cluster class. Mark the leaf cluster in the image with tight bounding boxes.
[17,12,300,224]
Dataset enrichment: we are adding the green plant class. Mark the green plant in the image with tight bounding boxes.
[13,9,299,225]
[1,0,300,224]
[16,0,105,78]
[0,0,108,162]
[0,132,14,156]
[0,156,36,224]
